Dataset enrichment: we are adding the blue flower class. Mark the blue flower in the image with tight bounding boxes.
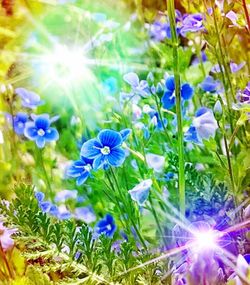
[200,76,220,93]
[15,88,44,109]
[102,77,118,95]
[185,107,218,143]
[161,76,193,109]
[128,179,152,206]
[96,214,116,238]
[120,128,131,141]
[81,129,127,170]
[75,206,96,223]
[123,72,150,98]
[24,114,59,148]
[35,191,45,203]
[180,13,204,35]
[13,112,28,135]
[67,157,93,186]
[184,126,201,144]
[164,172,175,181]
[150,21,172,41]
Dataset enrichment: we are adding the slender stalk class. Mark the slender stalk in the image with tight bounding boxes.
[229,124,240,150]
[37,148,53,199]
[0,244,14,279]
[108,169,147,250]
[167,0,185,215]
[242,0,250,33]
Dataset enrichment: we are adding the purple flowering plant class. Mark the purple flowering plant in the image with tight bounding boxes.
[0,0,250,284]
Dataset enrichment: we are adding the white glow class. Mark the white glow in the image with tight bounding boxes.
[193,230,218,250]
[42,44,89,86]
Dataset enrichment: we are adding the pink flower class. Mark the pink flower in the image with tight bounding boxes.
[0,222,16,251]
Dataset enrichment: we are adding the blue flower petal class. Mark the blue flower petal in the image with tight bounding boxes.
[36,136,46,148]
[76,171,90,185]
[93,154,106,170]
[107,147,125,167]
[97,129,122,148]
[195,107,209,117]
[123,72,139,88]
[181,83,193,100]
[35,191,45,202]
[161,91,175,109]
[120,129,131,141]
[24,123,38,139]
[129,188,150,206]
[35,115,50,130]
[165,76,175,91]
[40,201,52,212]
[81,138,102,158]
[44,128,59,141]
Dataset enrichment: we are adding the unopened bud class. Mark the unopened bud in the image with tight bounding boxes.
[213,100,223,120]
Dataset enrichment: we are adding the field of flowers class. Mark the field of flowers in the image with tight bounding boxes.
[0,0,250,284]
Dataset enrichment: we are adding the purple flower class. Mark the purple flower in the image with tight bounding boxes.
[150,11,182,41]
[95,214,116,238]
[200,76,220,93]
[150,21,172,41]
[192,51,207,65]
[161,76,193,109]
[54,189,78,203]
[237,82,250,104]
[230,61,245,73]
[24,114,59,148]
[123,72,150,98]
[128,179,152,206]
[81,129,127,170]
[13,112,28,135]
[75,206,96,223]
[15,88,44,109]
[67,157,93,186]
[181,13,204,35]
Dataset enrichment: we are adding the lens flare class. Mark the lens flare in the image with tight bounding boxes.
[193,230,218,250]
[41,44,89,87]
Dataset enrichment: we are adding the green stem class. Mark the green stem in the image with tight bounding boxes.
[167,0,185,216]
[229,124,240,150]
[109,168,147,250]
[37,148,53,199]
[223,135,236,195]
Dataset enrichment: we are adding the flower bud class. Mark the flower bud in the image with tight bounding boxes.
[213,100,222,120]
[156,82,164,95]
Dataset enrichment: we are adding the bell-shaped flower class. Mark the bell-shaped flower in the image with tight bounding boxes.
[146,153,165,172]
[128,179,152,206]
